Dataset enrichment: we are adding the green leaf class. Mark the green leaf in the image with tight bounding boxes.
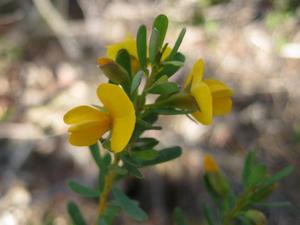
[260,166,293,187]
[149,27,160,64]
[89,143,101,169]
[253,201,291,208]
[132,149,159,160]
[162,61,185,67]
[148,82,180,96]
[247,164,267,187]
[99,204,121,225]
[121,153,141,167]
[135,137,159,150]
[138,146,182,167]
[203,204,215,225]
[151,107,194,115]
[167,28,186,60]
[97,58,130,85]
[68,180,99,198]
[156,52,185,78]
[112,187,148,221]
[242,150,256,187]
[131,71,144,95]
[116,49,131,76]
[67,201,87,225]
[153,14,168,50]
[136,118,162,130]
[136,25,147,71]
[109,164,128,175]
[173,207,188,225]
[123,162,144,179]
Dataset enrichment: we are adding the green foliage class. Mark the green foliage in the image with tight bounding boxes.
[67,202,87,225]
[116,49,132,76]
[173,207,188,225]
[136,25,147,71]
[68,180,99,198]
[112,187,148,221]
[66,14,292,225]
[201,150,293,225]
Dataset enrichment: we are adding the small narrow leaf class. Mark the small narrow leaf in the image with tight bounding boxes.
[89,143,101,169]
[116,49,131,76]
[67,201,87,225]
[68,180,99,198]
[100,204,121,225]
[148,82,180,96]
[156,52,185,78]
[242,150,257,187]
[253,201,291,208]
[167,28,186,60]
[112,187,148,221]
[260,166,293,187]
[138,146,182,166]
[123,162,144,179]
[162,61,185,67]
[203,204,215,225]
[173,207,188,225]
[131,71,144,95]
[153,14,168,49]
[136,25,147,71]
[132,149,159,160]
[149,28,160,64]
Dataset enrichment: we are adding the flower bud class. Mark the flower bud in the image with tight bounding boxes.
[244,209,267,225]
[97,57,130,85]
[203,154,229,197]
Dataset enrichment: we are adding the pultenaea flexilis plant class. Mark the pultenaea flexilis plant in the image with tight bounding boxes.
[63,15,291,225]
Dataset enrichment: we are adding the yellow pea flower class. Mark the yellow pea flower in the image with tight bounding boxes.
[106,34,171,71]
[64,83,136,153]
[183,59,233,125]
[203,154,220,173]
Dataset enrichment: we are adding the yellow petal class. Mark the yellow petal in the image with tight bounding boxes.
[204,79,233,98]
[97,83,136,152]
[106,34,137,60]
[213,97,232,116]
[68,121,110,146]
[203,154,220,172]
[161,47,172,61]
[183,59,204,90]
[64,105,110,125]
[191,81,213,125]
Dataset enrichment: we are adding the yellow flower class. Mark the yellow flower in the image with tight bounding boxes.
[183,59,233,125]
[64,83,136,153]
[107,34,138,60]
[203,154,220,172]
[106,34,171,70]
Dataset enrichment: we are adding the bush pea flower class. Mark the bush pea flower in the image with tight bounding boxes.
[106,34,171,67]
[63,83,136,153]
[183,59,233,125]
[203,154,220,173]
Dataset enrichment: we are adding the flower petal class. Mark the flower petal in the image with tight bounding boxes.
[68,121,110,146]
[64,105,110,125]
[106,34,137,60]
[183,59,204,90]
[97,83,136,152]
[213,97,232,116]
[191,81,213,125]
[204,79,233,98]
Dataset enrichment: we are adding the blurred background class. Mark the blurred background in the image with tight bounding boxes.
[1,0,300,224]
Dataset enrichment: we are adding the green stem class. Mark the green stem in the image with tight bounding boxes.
[98,155,120,215]
[223,188,255,225]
